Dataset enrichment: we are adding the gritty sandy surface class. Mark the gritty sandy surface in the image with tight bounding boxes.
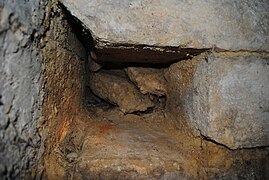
[45,105,269,179]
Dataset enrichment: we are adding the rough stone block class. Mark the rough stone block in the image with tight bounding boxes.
[89,70,154,113]
[125,67,166,96]
[178,53,269,149]
[62,0,269,51]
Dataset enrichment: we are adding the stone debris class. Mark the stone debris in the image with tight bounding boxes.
[88,70,154,113]
[125,67,166,96]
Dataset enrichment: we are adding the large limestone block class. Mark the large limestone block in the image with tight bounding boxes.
[62,0,269,51]
[177,53,269,149]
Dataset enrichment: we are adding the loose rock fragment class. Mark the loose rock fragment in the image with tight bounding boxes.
[89,70,154,114]
[125,67,166,96]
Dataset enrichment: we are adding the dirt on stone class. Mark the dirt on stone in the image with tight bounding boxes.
[41,5,269,179]
[125,67,167,96]
[43,42,269,179]
[45,104,269,179]
[88,69,154,114]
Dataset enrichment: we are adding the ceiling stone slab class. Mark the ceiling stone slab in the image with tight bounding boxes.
[62,0,269,51]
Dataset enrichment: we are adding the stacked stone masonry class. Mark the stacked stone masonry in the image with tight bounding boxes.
[1,0,269,178]
[63,0,269,149]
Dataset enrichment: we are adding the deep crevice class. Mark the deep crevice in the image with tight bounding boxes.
[200,134,234,151]
[101,62,172,70]
[94,45,208,64]
[201,134,269,151]
[84,86,113,110]
[0,94,3,106]
[58,2,95,52]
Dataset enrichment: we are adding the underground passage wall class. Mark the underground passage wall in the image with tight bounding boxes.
[0,0,269,179]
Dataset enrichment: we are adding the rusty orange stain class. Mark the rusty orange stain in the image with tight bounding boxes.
[98,124,115,133]
[58,120,70,142]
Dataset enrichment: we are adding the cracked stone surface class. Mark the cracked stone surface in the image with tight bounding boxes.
[46,108,269,179]
[2,0,269,178]
[167,53,269,149]
[62,0,269,51]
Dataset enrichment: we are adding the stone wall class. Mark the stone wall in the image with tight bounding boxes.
[63,0,269,51]
[62,0,269,149]
[0,0,46,178]
[189,53,269,149]
[166,53,269,149]
[1,0,269,178]
[40,2,87,179]
[0,0,87,178]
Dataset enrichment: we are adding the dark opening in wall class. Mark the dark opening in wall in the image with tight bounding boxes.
[85,63,168,115]
[42,4,269,179]
[0,94,3,106]
[58,2,208,115]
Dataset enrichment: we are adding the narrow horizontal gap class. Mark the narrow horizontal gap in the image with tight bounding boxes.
[95,46,208,64]
[59,2,209,64]
[100,62,172,69]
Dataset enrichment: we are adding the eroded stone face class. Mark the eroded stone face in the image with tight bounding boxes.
[88,70,154,113]
[125,67,166,96]
[0,0,45,178]
[175,53,269,149]
[62,0,269,51]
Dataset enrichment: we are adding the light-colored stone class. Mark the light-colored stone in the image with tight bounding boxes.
[89,70,154,113]
[62,0,269,51]
[125,67,166,96]
[66,152,78,162]
[168,53,269,149]
[0,0,45,178]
